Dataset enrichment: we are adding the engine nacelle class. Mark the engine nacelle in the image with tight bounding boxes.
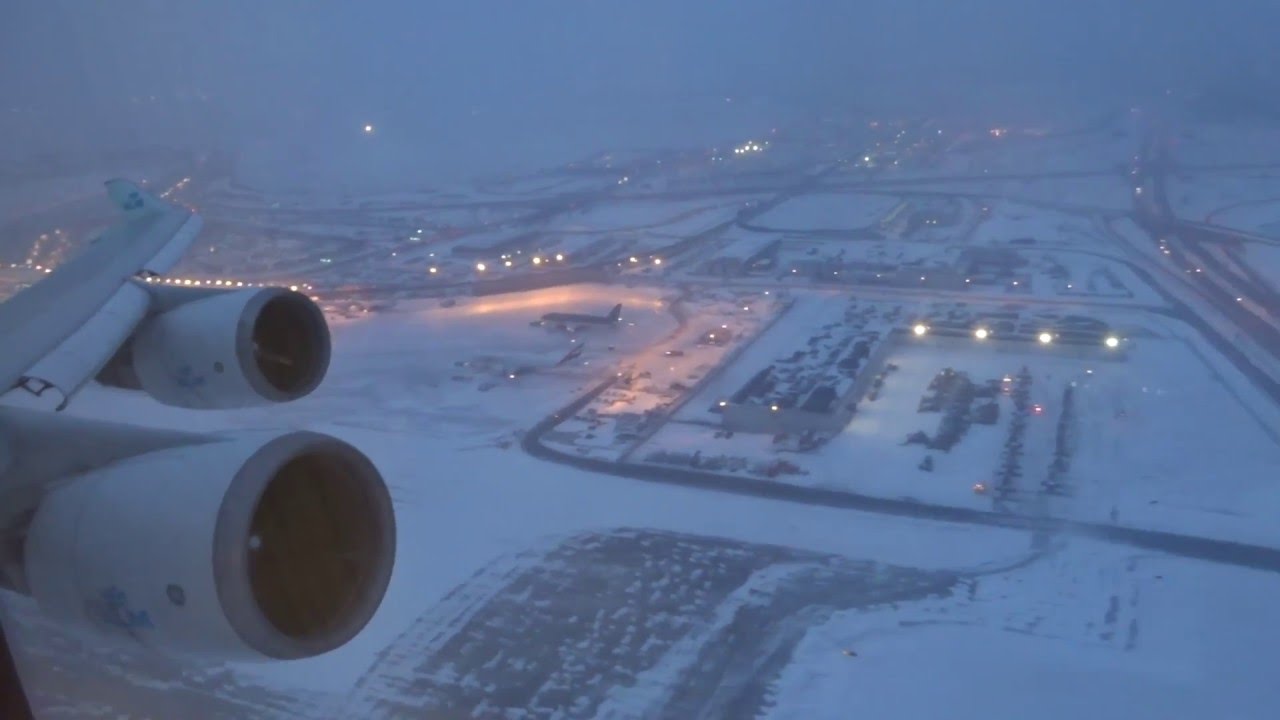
[99,288,330,409]
[22,431,395,661]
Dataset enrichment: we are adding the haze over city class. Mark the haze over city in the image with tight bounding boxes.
[4,2,1280,718]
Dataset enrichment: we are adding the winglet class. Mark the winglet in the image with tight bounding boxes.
[104,178,164,217]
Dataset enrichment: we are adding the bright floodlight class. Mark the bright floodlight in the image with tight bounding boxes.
[428,267,438,274]
[532,257,542,265]
[653,257,662,265]
[555,253,565,261]
[475,262,486,272]
[363,124,374,133]
[1104,336,1120,348]
[1038,332,1053,345]
[912,323,928,336]
[974,327,990,340]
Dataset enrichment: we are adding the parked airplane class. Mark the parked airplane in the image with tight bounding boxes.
[0,180,395,666]
[534,303,622,332]
[459,343,586,379]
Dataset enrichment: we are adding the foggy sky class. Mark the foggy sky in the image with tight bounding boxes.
[3,0,1279,186]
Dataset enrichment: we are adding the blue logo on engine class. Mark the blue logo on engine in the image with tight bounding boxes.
[89,586,153,637]
[123,191,145,211]
[175,364,207,390]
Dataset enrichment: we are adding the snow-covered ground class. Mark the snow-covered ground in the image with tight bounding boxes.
[4,276,1280,717]
[763,540,1280,720]
[940,127,1132,176]
[971,200,1107,248]
[752,192,900,231]
[549,199,743,235]
[640,299,1280,547]
[1175,122,1280,167]
[5,286,1036,716]
[1169,172,1280,228]
[1238,243,1280,288]
[909,175,1133,212]
[7,111,1280,717]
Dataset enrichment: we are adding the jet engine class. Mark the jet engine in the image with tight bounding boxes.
[19,430,395,660]
[98,287,330,409]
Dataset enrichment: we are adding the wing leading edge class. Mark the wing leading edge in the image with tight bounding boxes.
[0,179,202,409]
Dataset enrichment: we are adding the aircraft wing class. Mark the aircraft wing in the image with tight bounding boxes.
[0,179,202,409]
[0,179,396,666]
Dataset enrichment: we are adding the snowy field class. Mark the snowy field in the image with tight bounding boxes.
[763,540,1280,720]
[751,192,900,231]
[942,128,1132,175]
[910,175,1133,212]
[1207,199,1280,236]
[3,285,1039,718]
[641,308,1280,547]
[1169,172,1280,227]
[549,199,743,234]
[4,281,1280,717]
[1175,122,1280,167]
[970,200,1107,248]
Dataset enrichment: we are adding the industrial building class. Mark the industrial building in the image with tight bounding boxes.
[720,323,894,434]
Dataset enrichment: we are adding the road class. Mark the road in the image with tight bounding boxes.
[1129,130,1280,404]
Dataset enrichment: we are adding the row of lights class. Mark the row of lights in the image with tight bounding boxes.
[475,253,566,273]
[141,276,312,293]
[912,323,1120,348]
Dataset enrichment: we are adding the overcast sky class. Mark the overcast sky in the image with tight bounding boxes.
[3,0,1278,186]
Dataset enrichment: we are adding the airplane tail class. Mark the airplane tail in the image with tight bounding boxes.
[105,178,165,218]
[607,304,622,323]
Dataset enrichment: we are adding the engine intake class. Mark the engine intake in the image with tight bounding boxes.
[22,431,395,660]
[99,287,331,409]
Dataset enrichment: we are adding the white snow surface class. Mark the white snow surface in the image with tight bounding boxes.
[6,285,1280,717]
[752,192,900,231]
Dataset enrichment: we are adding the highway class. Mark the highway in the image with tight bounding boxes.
[1130,130,1280,405]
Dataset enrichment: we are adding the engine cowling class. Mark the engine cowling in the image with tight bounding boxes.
[22,431,395,661]
[99,288,331,409]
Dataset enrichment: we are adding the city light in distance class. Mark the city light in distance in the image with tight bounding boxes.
[363,124,374,134]
[653,257,662,266]
[555,253,565,262]
[912,323,928,336]
[1104,336,1120,348]
[974,327,990,340]
[475,262,486,272]
[1038,332,1053,345]
[428,267,438,274]
[532,257,542,265]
